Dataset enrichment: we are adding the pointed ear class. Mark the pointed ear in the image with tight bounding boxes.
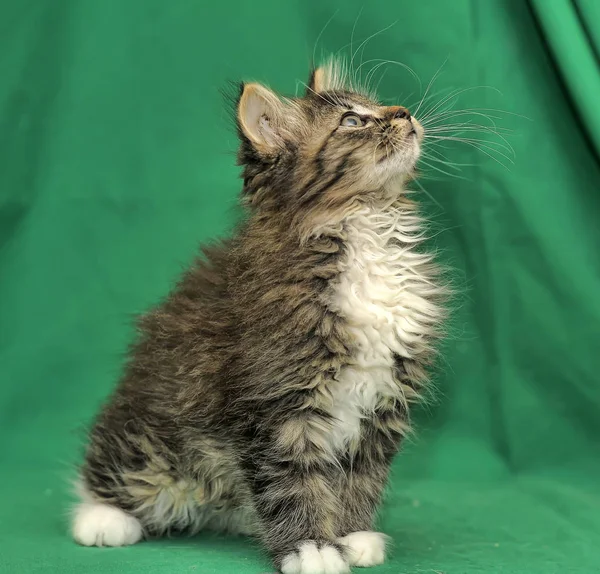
[307,67,327,94]
[237,83,286,151]
[307,60,346,94]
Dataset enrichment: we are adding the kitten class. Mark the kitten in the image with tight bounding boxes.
[72,60,446,574]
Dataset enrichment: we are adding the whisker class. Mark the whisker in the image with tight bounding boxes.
[408,85,456,112]
[420,150,467,172]
[351,24,399,90]
[349,8,363,67]
[429,138,514,169]
[418,158,470,180]
[374,66,390,94]
[311,10,340,70]
[425,128,514,147]
[425,135,515,160]
[413,58,449,118]
[411,177,444,209]
[425,124,515,150]
[423,151,476,171]
[458,142,513,169]
[422,108,530,134]
[424,123,513,135]
[422,111,505,126]
[432,107,532,121]
[429,126,516,158]
[418,86,503,124]
[357,58,422,95]
[299,81,342,107]
[422,112,515,130]
[364,61,391,94]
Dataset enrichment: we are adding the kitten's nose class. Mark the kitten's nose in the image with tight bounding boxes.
[394,106,411,120]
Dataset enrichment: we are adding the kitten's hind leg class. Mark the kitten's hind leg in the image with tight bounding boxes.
[73,442,255,545]
[206,504,258,537]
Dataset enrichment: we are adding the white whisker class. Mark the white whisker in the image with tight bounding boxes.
[411,177,444,209]
[418,158,470,180]
[413,58,448,117]
[425,136,515,162]
[419,86,502,124]
[357,58,421,95]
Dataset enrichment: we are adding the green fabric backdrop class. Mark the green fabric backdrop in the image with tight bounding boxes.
[2,1,600,572]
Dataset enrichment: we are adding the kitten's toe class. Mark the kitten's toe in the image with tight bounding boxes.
[280,541,350,574]
[338,531,388,567]
[72,502,143,547]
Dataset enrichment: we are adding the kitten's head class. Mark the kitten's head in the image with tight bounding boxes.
[236,59,423,216]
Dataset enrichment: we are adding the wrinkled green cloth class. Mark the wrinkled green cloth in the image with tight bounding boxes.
[2,1,600,572]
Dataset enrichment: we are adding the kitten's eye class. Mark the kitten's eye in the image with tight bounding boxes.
[340,113,363,127]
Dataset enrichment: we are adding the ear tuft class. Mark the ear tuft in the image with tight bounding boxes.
[306,58,349,94]
[307,67,327,94]
[237,83,285,151]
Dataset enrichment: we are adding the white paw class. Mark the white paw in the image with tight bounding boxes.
[72,502,143,547]
[281,541,350,574]
[338,531,388,567]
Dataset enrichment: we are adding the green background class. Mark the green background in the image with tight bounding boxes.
[2,0,599,572]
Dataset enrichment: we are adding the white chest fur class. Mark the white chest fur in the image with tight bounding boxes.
[325,201,441,453]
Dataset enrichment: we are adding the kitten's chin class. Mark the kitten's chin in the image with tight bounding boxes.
[377,140,421,183]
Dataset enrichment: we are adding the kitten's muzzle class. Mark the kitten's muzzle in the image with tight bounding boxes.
[389,106,415,134]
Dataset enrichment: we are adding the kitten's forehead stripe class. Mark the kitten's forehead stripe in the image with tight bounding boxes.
[348,104,374,116]
[311,95,410,121]
[310,90,376,111]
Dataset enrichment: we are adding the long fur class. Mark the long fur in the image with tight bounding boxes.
[72,59,446,573]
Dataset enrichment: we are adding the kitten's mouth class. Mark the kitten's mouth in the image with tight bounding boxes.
[411,118,425,142]
[377,140,421,171]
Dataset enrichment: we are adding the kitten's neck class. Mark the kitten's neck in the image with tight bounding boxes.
[297,190,418,245]
[244,177,417,251]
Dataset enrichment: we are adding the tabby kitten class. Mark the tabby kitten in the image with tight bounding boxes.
[72,60,445,574]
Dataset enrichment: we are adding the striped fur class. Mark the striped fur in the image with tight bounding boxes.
[72,61,446,573]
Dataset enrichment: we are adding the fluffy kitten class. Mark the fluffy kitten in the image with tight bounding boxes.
[72,60,445,574]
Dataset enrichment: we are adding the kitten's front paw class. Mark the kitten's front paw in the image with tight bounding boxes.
[338,531,388,567]
[72,502,143,547]
[280,541,350,574]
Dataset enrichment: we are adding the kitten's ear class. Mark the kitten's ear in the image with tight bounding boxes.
[237,83,286,151]
[307,60,345,94]
[307,67,328,94]
[307,59,348,95]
